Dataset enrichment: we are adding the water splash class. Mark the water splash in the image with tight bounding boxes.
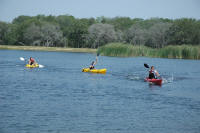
[162,74,174,84]
[126,74,142,81]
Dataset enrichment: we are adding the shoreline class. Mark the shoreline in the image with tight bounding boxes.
[1,44,199,60]
[0,45,97,53]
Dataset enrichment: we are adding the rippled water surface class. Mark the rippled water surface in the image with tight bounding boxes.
[0,50,200,133]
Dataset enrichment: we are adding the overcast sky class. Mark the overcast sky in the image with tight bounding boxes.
[0,0,200,22]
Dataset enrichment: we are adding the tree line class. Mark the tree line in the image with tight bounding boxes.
[0,15,200,48]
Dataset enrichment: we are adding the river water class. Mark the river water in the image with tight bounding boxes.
[0,50,200,133]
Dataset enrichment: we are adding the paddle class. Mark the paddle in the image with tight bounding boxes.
[96,53,99,60]
[20,57,25,61]
[19,57,44,68]
[144,63,149,68]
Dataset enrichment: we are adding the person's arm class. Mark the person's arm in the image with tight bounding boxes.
[94,56,98,65]
[34,60,37,64]
[155,70,160,77]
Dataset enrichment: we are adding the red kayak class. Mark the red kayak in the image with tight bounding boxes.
[145,77,162,85]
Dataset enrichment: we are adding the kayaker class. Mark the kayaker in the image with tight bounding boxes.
[28,57,36,65]
[149,66,160,79]
[89,57,98,70]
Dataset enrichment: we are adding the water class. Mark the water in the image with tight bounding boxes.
[0,50,200,133]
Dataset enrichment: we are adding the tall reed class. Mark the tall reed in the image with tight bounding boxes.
[98,43,200,59]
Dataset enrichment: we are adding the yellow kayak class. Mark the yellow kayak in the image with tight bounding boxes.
[82,68,107,74]
[26,64,39,68]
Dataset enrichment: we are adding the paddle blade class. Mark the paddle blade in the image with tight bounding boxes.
[39,64,44,68]
[20,57,25,61]
[97,53,100,56]
[144,63,149,68]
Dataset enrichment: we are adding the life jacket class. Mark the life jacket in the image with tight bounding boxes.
[89,65,94,70]
[149,70,154,74]
[149,69,156,79]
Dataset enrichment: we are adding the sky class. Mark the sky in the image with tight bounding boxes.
[0,0,200,22]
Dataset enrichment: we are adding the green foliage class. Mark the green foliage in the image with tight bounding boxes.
[168,18,200,45]
[12,15,32,24]
[0,15,200,53]
[68,19,89,48]
[106,17,134,31]
[0,21,9,44]
[4,24,19,45]
[0,22,19,45]
[56,15,76,37]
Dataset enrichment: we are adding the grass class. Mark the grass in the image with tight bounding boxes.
[98,43,200,59]
[97,43,151,57]
[0,45,97,53]
[157,45,200,59]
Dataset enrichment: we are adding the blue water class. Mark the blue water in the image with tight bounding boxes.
[0,50,200,133]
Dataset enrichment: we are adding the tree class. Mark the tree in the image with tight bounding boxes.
[40,22,65,47]
[4,24,19,45]
[107,17,133,31]
[56,15,75,36]
[194,21,200,45]
[168,18,200,45]
[12,15,32,24]
[0,14,199,48]
[13,18,41,45]
[0,21,9,44]
[116,30,125,43]
[146,22,172,48]
[88,23,117,48]
[126,23,147,45]
[24,23,41,46]
[23,22,65,47]
[68,19,88,48]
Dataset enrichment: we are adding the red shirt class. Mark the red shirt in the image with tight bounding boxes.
[30,58,35,62]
